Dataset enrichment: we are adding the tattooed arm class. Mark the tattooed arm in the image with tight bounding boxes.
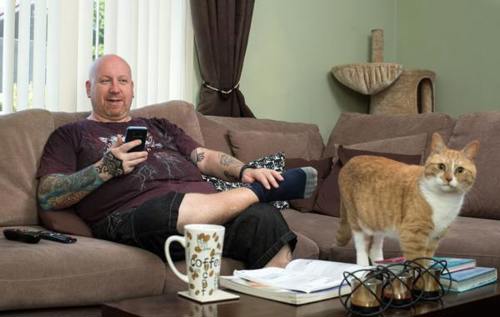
[190,147,283,189]
[190,147,244,182]
[38,139,148,211]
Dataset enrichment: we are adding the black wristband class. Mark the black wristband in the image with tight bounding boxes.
[238,164,254,182]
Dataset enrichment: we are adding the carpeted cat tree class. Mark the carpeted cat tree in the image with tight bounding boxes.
[332,29,435,114]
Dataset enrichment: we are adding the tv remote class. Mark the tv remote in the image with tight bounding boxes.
[39,231,77,244]
[3,229,41,244]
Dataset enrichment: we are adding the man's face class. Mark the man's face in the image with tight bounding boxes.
[86,56,134,122]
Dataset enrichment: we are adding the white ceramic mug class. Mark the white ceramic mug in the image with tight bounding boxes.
[165,224,225,299]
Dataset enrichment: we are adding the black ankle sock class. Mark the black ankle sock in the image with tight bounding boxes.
[248,167,317,203]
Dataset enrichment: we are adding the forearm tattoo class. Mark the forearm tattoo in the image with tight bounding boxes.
[97,151,124,177]
[219,153,243,181]
[38,165,104,211]
[196,150,205,163]
[219,153,237,166]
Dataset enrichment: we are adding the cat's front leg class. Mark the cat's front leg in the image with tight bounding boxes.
[424,236,441,258]
[352,231,371,266]
[399,227,431,262]
[369,233,385,263]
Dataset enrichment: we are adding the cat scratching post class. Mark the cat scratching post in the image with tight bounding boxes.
[370,70,435,114]
[332,29,436,115]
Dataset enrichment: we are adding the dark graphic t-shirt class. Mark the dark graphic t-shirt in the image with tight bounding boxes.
[37,118,216,224]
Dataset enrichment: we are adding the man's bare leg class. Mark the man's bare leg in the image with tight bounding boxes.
[176,187,259,232]
[177,187,294,267]
[265,245,292,268]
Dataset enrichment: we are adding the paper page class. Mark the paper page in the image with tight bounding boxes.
[234,259,364,293]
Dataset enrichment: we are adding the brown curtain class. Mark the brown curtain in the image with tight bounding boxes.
[190,0,255,117]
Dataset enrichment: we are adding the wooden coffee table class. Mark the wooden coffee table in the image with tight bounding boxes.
[102,282,499,317]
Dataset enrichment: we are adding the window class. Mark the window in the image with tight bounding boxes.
[1,0,194,114]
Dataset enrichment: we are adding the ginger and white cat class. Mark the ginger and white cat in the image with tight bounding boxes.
[336,133,480,266]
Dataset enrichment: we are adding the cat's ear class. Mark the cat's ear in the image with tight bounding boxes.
[430,132,446,153]
[462,140,480,161]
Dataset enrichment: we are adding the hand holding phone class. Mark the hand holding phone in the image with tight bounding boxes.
[125,126,148,152]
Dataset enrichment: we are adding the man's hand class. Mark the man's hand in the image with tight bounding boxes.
[97,138,148,179]
[241,168,284,190]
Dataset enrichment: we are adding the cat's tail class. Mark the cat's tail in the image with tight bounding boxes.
[336,201,352,246]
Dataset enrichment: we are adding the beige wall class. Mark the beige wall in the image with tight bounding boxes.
[397,0,500,116]
[241,0,397,140]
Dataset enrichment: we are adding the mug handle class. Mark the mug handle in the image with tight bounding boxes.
[164,235,189,283]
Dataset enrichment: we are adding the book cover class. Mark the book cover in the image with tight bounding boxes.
[433,257,476,273]
[440,267,497,292]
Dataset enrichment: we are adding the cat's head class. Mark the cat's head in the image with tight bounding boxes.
[423,133,480,193]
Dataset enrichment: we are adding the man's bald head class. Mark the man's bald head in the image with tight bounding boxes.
[88,54,132,84]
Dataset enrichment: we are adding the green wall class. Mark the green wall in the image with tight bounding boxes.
[241,0,397,140]
[196,0,500,142]
[397,0,500,116]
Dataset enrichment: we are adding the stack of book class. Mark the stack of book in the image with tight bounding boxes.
[376,256,497,293]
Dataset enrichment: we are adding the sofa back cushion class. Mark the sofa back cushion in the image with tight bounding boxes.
[325,112,456,159]
[198,115,324,160]
[0,109,55,226]
[447,112,500,220]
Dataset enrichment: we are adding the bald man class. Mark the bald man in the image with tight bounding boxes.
[37,54,317,269]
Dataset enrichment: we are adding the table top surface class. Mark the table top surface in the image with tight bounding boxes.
[102,282,500,317]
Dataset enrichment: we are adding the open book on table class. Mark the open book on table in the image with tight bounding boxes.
[219,259,364,305]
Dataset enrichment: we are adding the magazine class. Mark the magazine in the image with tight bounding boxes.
[219,259,365,305]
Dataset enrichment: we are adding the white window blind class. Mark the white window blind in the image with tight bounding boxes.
[0,0,194,115]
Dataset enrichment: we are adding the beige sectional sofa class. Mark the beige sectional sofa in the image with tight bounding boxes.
[1,100,499,314]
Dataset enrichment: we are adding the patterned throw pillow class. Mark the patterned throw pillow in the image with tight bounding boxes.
[202,152,289,210]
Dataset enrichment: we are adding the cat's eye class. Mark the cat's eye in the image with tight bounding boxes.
[456,166,464,174]
[438,163,446,171]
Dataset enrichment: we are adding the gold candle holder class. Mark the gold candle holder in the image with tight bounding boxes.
[351,277,383,314]
[383,271,414,306]
[413,267,442,298]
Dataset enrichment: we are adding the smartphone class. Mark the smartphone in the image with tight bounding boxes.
[125,126,148,152]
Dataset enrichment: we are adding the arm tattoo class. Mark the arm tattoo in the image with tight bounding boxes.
[219,153,237,166]
[38,165,105,211]
[191,149,206,164]
[96,151,124,177]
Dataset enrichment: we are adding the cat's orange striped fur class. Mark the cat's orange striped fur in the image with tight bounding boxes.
[337,133,479,266]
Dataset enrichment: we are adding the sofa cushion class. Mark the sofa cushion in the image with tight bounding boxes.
[196,113,233,154]
[0,226,165,310]
[285,157,333,212]
[39,209,93,237]
[325,112,455,158]
[0,110,55,226]
[340,133,428,162]
[229,130,311,162]
[204,116,324,159]
[447,112,500,220]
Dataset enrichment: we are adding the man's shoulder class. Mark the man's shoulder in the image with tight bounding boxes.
[54,119,91,133]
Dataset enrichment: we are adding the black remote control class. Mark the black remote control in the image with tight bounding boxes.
[39,231,77,243]
[3,229,41,244]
